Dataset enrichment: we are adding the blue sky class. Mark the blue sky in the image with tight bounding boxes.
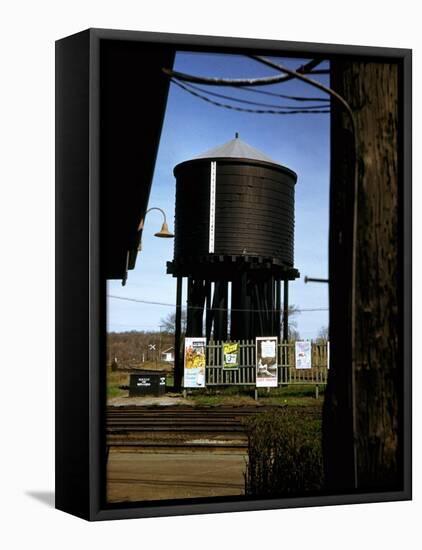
[107,51,330,339]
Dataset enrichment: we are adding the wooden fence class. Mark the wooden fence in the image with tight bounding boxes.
[204,340,329,387]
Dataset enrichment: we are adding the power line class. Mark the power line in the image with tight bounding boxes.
[107,294,328,313]
[108,295,175,308]
[171,79,330,115]
[162,59,323,87]
[175,80,329,110]
[241,85,329,102]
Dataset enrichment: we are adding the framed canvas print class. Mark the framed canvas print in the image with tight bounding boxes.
[55,28,412,521]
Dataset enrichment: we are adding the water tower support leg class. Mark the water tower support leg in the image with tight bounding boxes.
[276,279,281,338]
[174,276,183,392]
[205,280,212,340]
[283,280,289,342]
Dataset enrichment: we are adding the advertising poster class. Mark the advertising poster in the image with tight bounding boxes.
[256,336,278,387]
[295,340,312,369]
[183,337,206,388]
[223,342,239,369]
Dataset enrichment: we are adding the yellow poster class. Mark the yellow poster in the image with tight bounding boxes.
[184,337,206,388]
[223,341,239,369]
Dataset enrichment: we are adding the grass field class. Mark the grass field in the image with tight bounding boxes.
[185,384,324,406]
[107,363,324,406]
[107,369,129,399]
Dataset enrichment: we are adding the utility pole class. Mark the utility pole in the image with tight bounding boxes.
[158,324,165,366]
[323,60,400,491]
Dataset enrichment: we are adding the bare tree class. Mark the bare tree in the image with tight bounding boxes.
[316,326,329,342]
[160,310,187,334]
[280,304,300,340]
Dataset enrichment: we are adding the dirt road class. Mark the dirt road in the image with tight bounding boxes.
[107,449,246,502]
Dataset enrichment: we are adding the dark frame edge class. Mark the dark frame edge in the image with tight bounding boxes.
[89,27,411,58]
[92,490,411,522]
[55,28,92,521]
[401,48,412,502]
[88,29,103,522]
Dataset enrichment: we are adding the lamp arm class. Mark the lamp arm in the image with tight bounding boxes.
[138,207,167,230]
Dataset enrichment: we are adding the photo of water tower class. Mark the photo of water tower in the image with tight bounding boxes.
[105,43,402,505]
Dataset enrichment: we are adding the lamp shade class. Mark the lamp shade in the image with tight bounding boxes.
[154,221,174,238]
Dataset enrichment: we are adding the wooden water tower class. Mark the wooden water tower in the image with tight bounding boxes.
[167,134,300,387]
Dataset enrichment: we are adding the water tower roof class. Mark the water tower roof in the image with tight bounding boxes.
[193,134,281,166]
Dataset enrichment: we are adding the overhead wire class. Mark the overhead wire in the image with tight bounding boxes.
[240,85,329,102]
[172,79,329,111]
[171,78,330,115]
[107,294,328,313]
[162,58,323,87]
[165,57,331,114]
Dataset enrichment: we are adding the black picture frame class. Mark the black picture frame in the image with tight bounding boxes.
[55,28,412,521]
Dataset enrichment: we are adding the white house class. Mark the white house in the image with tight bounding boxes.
[161,347,174,362]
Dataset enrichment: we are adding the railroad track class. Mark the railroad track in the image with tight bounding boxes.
[107,405,280,432]
[106,405,281,451]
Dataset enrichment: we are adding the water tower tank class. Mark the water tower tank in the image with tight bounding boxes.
[173,134,297,267]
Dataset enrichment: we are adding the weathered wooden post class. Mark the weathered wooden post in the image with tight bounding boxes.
[323,61,400,491]
[173,276,183,391]
[283,280,289,342]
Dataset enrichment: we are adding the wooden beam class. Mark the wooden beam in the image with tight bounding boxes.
[173,276,183,391]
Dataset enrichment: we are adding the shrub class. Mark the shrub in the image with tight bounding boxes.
[244,408,323,497]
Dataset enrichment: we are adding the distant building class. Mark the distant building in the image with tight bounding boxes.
[161,347,174,362]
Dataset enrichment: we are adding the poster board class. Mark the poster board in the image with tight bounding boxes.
[184,337,206,388]
[223,341,239,369]
[295,341,312,369]
[256,336,278,387]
